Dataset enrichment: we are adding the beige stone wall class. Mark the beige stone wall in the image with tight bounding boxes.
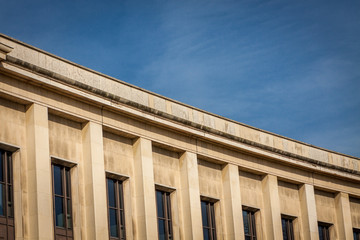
[152,146,180,188]
[239,171,264,209]
[198,159,223,199]
[48,114,82,162]
[0,97,26,147]
[103,131,134,176]
[350,197,360,229]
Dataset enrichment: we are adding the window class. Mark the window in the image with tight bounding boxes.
[156,190,172,240]
[107,178,126,239]
[52,164,73,239]
[318,222,331,240]
[354,228,360,240]
[242,209,257,240]
[0,149,14,239]
[201,200,216,240]
[281,217,294,240]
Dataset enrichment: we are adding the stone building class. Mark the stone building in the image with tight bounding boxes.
[0,33,359,240]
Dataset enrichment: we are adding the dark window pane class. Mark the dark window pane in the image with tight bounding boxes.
[203,228,210,240]
[7,155,11,183]
[245,236,251,240]
[210,204,215,228]
[119,183,124,209]
[67,199,72,229]
[282,219,287,240]
[156,190,164,218]
[158,219,166,240]
[354,232,356,240]
[110,208,119,237]
[318,226,322,240]
[0,152,3,182]
[107,179,116,207]
[54,166,63,195]
[201,201,208,227]
[212,229,216,240]
[66,169,70,197]
[0,184,4,216]
[8,185,13,217]
[55,196,64,227]
[243,210,249,234]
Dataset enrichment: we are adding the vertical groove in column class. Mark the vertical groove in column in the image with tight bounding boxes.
[261,174,282,240]
[299,184,319,240]
[179,151,202,240]
[25,103,53,240]
[222,163,244,240]
[132,137,157,239]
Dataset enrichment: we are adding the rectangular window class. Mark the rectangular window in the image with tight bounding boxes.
[156,190,172,240]
[107,178,126,239]
[281,217,294,240]
[0,149,14,239]
[318,222,331,240]
[201,200,216,240]
[243,209,257,240]
[52,164,73,240]
[354,228,360,240]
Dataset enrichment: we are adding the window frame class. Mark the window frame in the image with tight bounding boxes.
[106,177,126,240]
[0,149,15,239]
[242,207,257,240]
[51,163,73,239]
[201,199,217,240]
[281,215,295,240]
[318,222,331,240]
[155,189,173,240]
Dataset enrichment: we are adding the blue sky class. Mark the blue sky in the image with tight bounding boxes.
[2,0,360,157]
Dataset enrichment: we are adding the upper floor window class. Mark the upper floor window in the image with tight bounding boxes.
[107,178,126,239]
[201,200,216,240]
[318,222,331,240]
[354,228,360,240]
[52,164,73,239]
[0,149,14,239]
[281,217,294,240]
[243,209,257,240]
[156,190,172,240]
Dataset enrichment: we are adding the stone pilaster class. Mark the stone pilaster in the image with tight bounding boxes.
[222,163,244,240]
[179,151,203,240]
[262,174,282,240]
[26,103,53,240]
[81,121,109,239]
[132,137,158,239]
[335,192,353,240]
[299,184,319,240]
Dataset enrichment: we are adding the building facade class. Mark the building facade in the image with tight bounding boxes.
[0,33,359,240]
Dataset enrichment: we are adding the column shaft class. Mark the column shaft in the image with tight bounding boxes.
[299,184,319,240]
[132,137,158,239]
[179,151,202,240]
[26,103,53,240]
[262,174,282,240]
[335,192,353,240]
[222,163,244,240]
[81,121,109,239]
